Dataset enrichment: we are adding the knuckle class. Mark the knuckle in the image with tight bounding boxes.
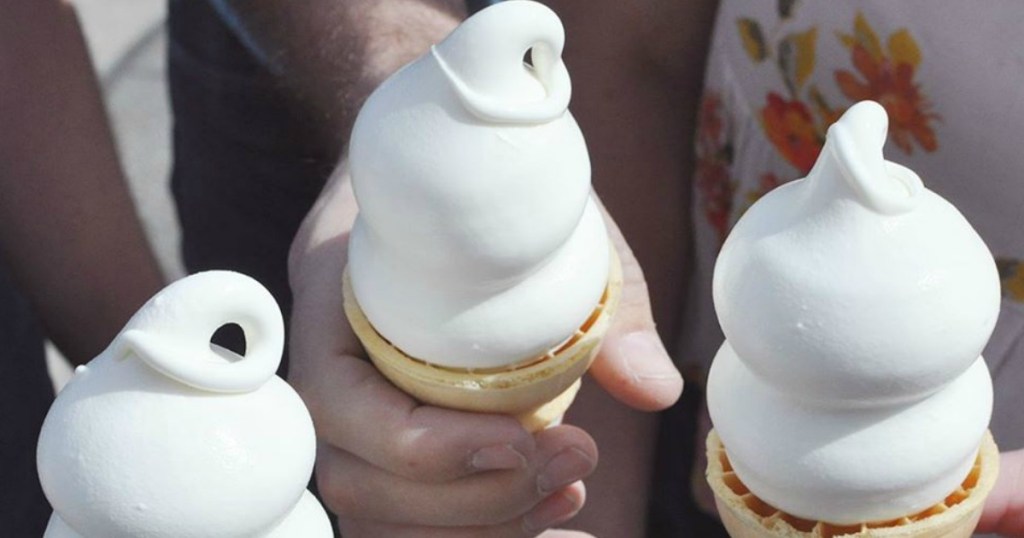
[316,466,359,517]
[391,428,453,482]
[463,482,537,525]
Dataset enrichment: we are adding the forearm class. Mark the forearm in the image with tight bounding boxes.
[547,0,718,341]
[212,0,466,149]
[544,0,718,533]
[566,380,659,536]
[0,1,163,364]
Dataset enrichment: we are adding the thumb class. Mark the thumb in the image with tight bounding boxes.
[978,448,1024,536]
[588,202,683,411]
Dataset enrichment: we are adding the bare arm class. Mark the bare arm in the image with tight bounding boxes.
[0,0,163,364]
[551,0,718,534]
[551,0,718,344]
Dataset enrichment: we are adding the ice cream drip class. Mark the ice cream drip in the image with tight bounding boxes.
[348,0,610,369]
[36,271,331,538]
[708,101,999,523]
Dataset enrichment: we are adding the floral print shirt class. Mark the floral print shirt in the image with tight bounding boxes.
[679,0,1024,463]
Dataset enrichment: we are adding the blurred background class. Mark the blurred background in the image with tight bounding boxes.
[47,0,181,388]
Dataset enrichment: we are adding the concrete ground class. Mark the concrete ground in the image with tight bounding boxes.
[48,0,179,389]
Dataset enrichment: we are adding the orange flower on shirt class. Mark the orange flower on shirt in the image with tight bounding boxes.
[835,13,938,154]
[699,94,725,144]
[760,92,823,174]
[746,173,784,206]
[997,258,1024,303]
[697,159,734,244]
[735,172,785,222]
[695,92,736,244]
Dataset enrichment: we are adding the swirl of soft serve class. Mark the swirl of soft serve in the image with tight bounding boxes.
[36,271,331,537]
[708,101,999,524]
[348,0,610,369]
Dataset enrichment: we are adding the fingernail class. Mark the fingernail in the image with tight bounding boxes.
[470,444,527,472]
[620,332,680,382]
[522,490,580,532]
[537,447,595,495]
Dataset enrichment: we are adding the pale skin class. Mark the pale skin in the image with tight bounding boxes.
[4,1,1024,536]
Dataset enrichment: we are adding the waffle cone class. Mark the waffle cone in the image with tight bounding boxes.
[343,249,622,432]
[706,429,999,538]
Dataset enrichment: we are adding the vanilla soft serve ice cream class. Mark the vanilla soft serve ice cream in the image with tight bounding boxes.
[36,271,331,538]
[708,101,999,524]
[347,0,610,369]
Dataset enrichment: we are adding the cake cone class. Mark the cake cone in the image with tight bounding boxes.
[343,249,623,432]
[706,429,1000,538]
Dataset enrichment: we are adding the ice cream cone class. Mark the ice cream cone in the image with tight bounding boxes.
[343,249,622,432]
[706,429,1000,538]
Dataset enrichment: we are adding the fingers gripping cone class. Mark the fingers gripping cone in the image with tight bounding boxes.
[344,250,622,432]
[706,430,1000,538]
